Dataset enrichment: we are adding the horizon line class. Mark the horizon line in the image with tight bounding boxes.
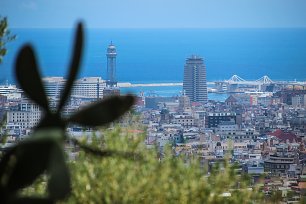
[10,26,306,29]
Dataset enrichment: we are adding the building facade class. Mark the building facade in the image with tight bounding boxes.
[43,77,105,99]
[264,144,297,176]
[205,112,237,128]
[292,94,306,107]
[6,99,42,130]
[183,55,208,103]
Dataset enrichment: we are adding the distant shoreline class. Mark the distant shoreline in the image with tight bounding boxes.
[118,82,183,87]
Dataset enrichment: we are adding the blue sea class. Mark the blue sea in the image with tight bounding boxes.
[1,28,306,99]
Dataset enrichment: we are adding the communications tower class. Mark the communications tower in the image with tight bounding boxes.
[106,42,117,87]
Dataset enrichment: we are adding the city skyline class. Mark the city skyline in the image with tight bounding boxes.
[1,6,306,201]
[1,0,306,28]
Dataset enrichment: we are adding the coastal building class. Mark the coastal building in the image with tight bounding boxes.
[43,77,65,98]
[43,77,105,99]
[0,84,22,100]
[73,77,105,99]
[183,55,208,103]
[0,84,18,95]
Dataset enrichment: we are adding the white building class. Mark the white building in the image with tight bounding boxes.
[0,84,17,95]
[43,77,65,98]
[0,84,22,100]
[6,99,42,130]
[217,128,259,141]
[43,77,106,99]
[72,77,106,99]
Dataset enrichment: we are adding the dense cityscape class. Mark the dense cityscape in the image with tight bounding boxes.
[1,41,306,202]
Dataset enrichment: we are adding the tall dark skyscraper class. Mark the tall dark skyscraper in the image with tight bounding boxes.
[183,55,208,103]
[106,42,117,87]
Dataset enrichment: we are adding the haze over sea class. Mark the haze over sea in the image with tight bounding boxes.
[1,28,306,98]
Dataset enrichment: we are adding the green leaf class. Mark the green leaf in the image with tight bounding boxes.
[58,23,83,111]
[68,95,135,126]
[0,17,7,35]
[31,128,66,141]
[15,45,50,112]
[0,48,6,56]
[36,113,66,131]
[47,142,71,200]
[0,138,56,193]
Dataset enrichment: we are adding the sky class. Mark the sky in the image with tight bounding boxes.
[1,0,306,28]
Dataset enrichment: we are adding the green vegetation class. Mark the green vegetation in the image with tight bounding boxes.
[0,17,15,63]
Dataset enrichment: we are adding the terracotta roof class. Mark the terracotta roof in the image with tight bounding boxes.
[268,129,301,143]
[191,102,202,107]
[211,135,221,142]
[298,182,306,189]
[127,129,144,134]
